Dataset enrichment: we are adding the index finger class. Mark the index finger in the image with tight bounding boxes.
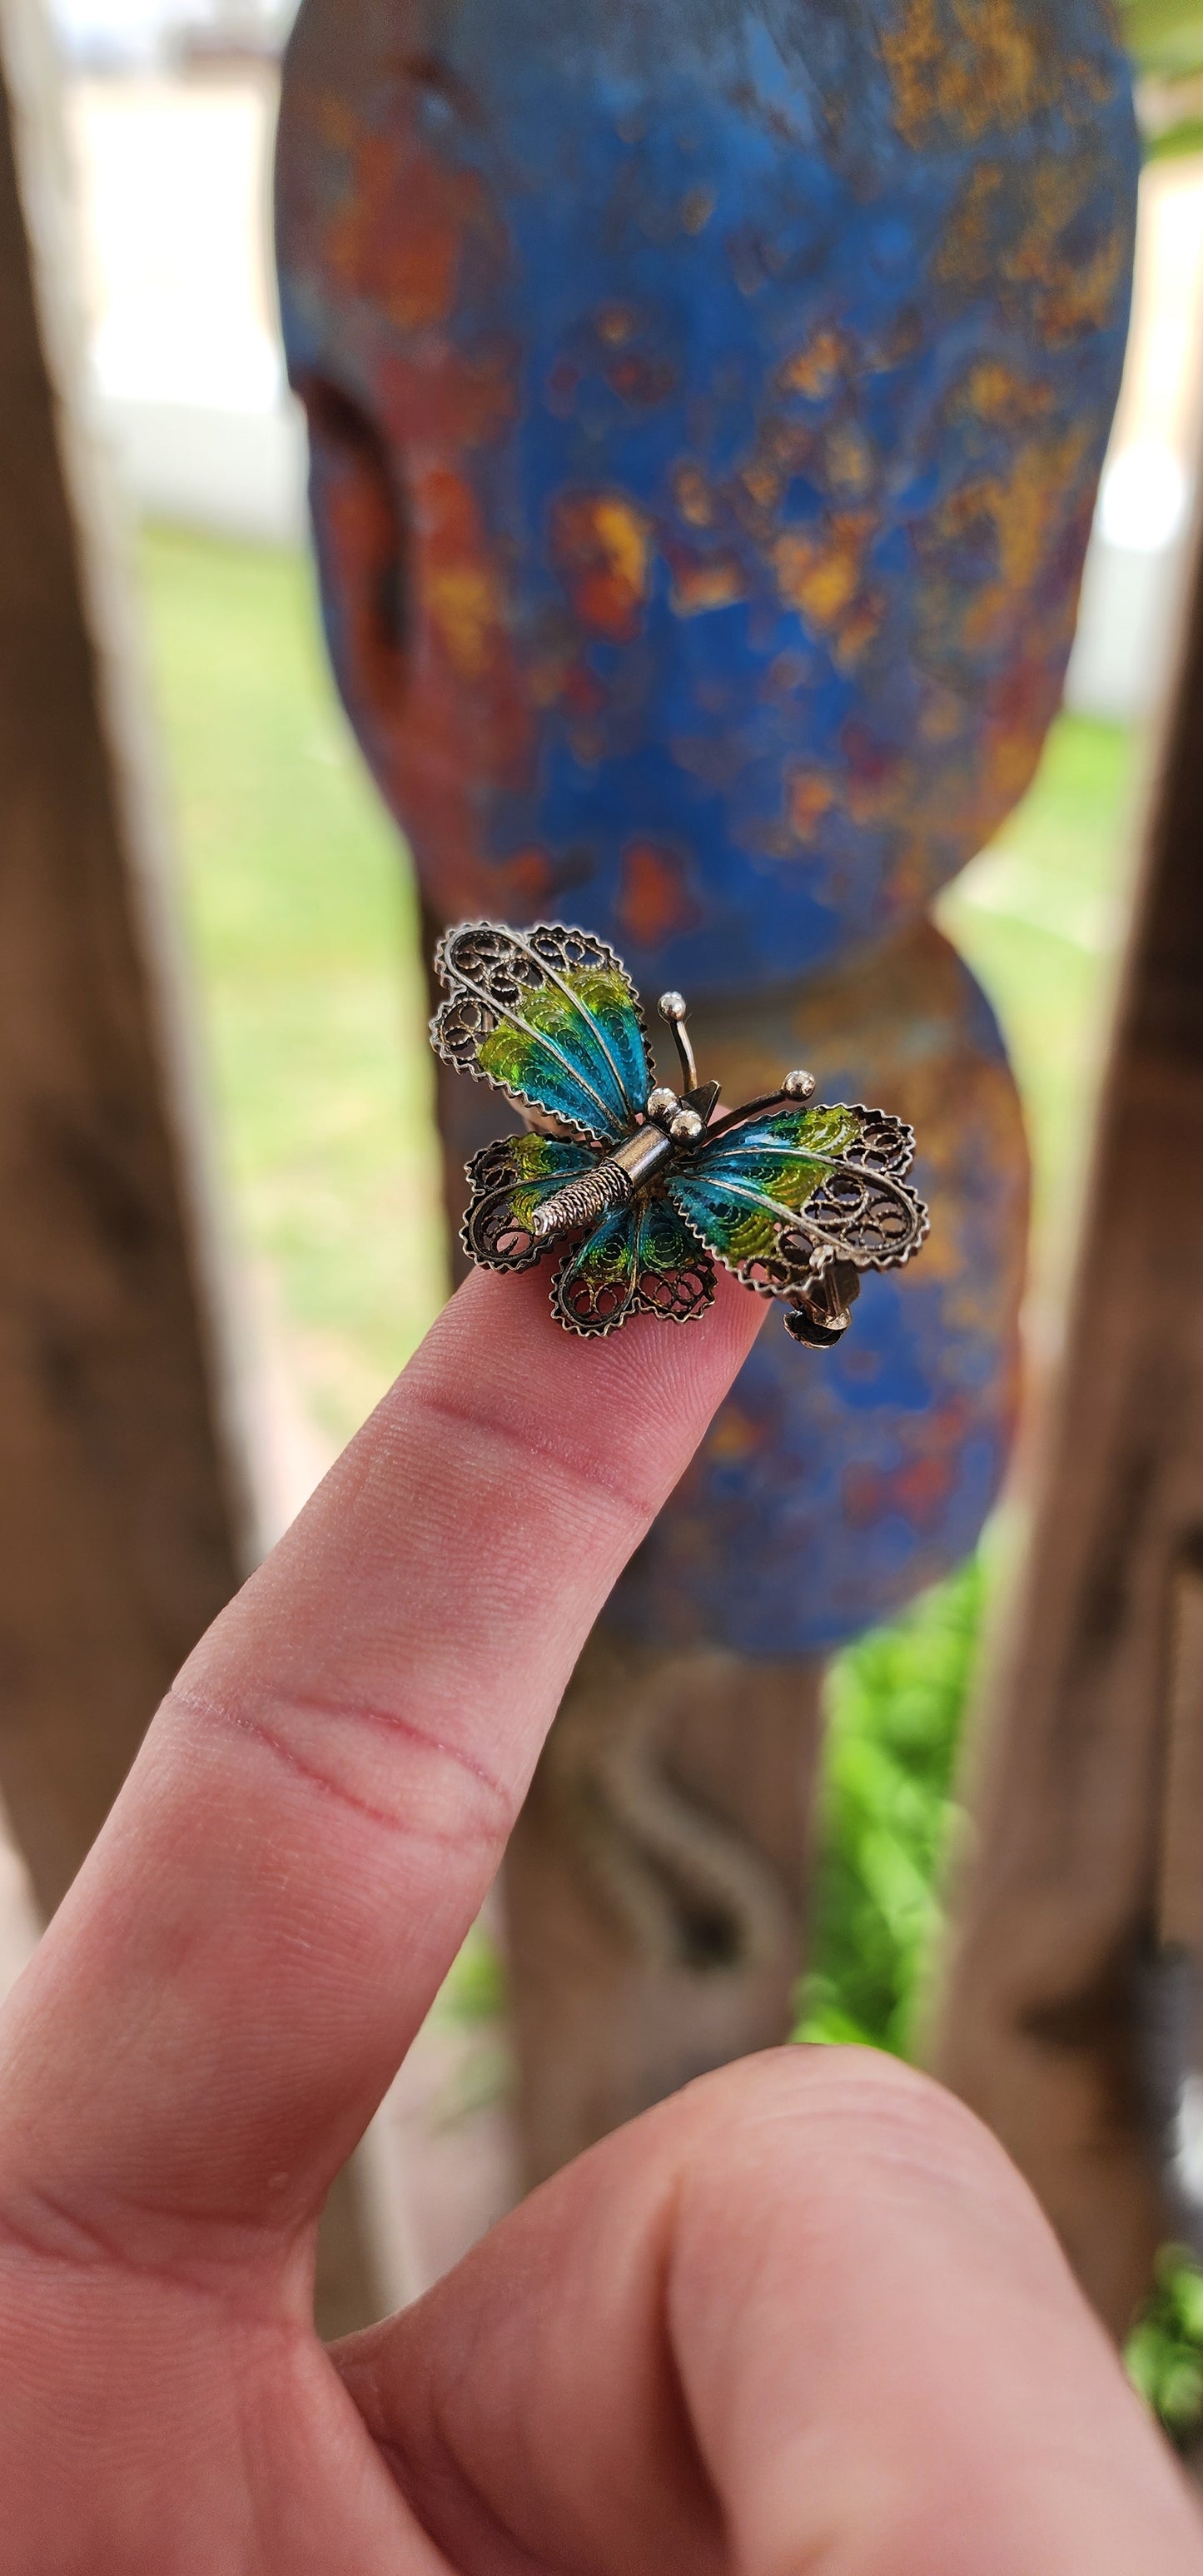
[0,1264,763,2252]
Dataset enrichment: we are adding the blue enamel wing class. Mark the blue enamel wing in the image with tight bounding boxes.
[430,922,928,1343]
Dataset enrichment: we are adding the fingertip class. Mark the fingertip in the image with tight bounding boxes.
[427,1247,763,1356]
[665,2042,1066,2294]
[404,1256,767,1475]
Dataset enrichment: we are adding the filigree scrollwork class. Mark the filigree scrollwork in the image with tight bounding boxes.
[728,1230,820,1300]
[460,1137,544,1271]
[435,989,498,1067]
[435,919,648,1030]
[525,922,649,1031]
[435,922,545,1013]
[803,1164,927,1262]
[843,1106,917,1177]
[636,1246,714,1319]
[714,1167,926,1295]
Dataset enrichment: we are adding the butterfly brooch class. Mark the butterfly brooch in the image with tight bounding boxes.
[430,921,928,1345]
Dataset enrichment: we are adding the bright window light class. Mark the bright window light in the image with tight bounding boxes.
[1098,441,1190,554]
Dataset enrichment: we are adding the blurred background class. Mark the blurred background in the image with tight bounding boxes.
[4,0,1203,2419]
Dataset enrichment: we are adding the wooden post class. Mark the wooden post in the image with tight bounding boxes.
[0,0,381,2331]
[0,0,246,1916]
[427,957,829,2179]
[505,1629,825,2182]
[929,510,1203,2338]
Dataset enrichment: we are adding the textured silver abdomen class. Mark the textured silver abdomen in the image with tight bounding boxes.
[530,1162,633,1240]
[531,1121,675,1241]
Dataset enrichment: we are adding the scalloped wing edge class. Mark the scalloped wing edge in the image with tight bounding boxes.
[669,1188,929,1298]
[842,1105,918,1182]
[430,918,649,1147]
[432,920,649,1032]
[548,1195,717,1337]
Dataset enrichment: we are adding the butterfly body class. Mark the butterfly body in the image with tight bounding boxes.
[431,922,928,1342]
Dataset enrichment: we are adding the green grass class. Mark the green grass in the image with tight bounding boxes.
[139,525,444,1449]
[937,714,1141,1290]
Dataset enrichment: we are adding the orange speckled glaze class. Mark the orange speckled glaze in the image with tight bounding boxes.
[278,0,1136,994]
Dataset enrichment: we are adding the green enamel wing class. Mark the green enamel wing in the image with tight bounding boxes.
[430,921,928,1343]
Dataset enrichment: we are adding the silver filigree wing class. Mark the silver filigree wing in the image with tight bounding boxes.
[549,1191,716,1336]
[460,1131,602,1273]
[668,1100,929,1300]
[430,921,650,1145]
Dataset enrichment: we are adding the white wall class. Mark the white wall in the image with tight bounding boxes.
[65,67,306,540]
[1066,152,1203,724]
[98,390,306,541]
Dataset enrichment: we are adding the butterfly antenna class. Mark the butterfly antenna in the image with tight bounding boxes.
[705,1068,816,1141]
[658,990,698,1092]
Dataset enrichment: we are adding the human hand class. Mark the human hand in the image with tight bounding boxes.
[0,1267,1198,2573]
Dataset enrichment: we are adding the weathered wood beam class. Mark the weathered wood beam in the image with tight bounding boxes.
[0,0,382,2334]
[930,508,1203,2338]
[0,0,248,1917]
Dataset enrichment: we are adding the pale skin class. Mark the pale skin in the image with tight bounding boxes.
[0,1267,1200,2573]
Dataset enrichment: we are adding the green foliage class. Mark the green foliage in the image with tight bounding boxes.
[937,714,1138,1295]
[1127,2250,1203,2444]
[1120,0,1203,157]
[438,1919,509,2028]
[794,1558,984,2056]
[798,1564,1203,2444]
[1122,0,1203,83]
[1145,107,1203,153]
